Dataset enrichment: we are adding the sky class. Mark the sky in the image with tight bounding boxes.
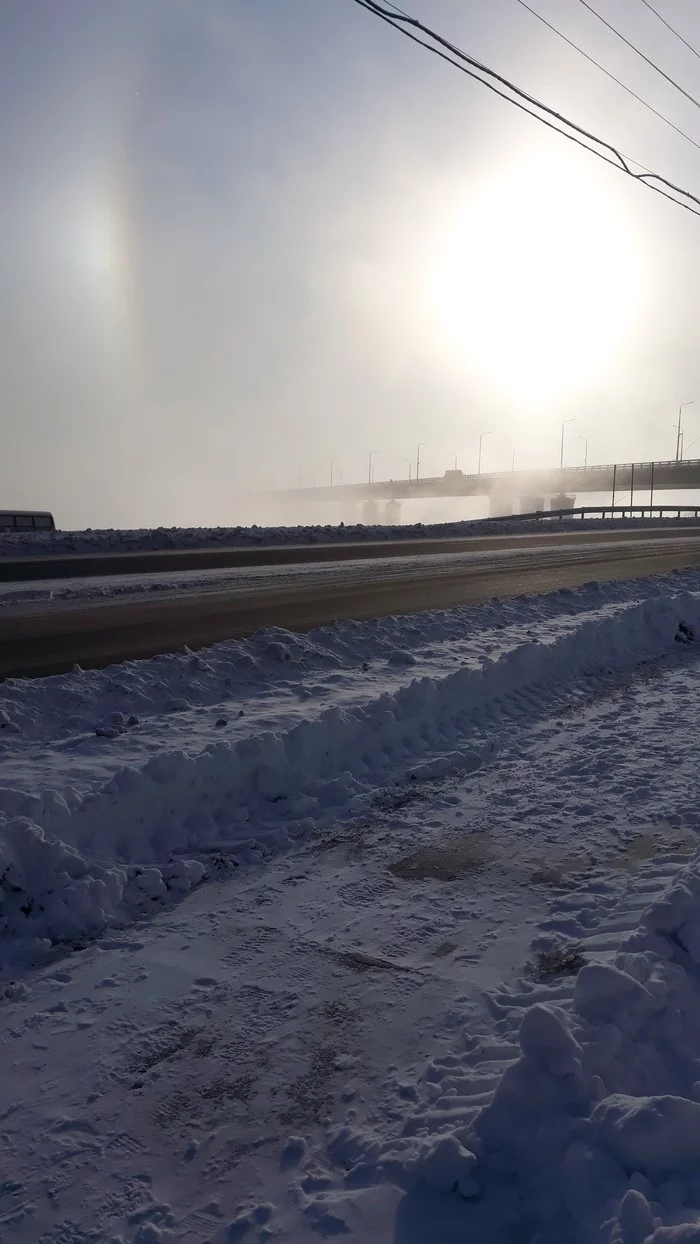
[2,0,700,529]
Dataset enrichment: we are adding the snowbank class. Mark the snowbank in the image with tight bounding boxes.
[1,514,696,558]
[0,814,205,958]
[1,590,698,960]
[384,854,700,1243]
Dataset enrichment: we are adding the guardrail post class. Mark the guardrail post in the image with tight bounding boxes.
[650,460,655,510]
[611,464,617,511]
[630,462,635,510]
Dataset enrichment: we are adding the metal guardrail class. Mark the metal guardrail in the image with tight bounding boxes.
[366,460,700,487]
[488,505,700,523]
[448,458,700,485]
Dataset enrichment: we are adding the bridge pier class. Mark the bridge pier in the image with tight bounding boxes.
[519,495,546,514]
[384,500,401,525]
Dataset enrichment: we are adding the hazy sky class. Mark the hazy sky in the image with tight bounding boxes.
[2,0,700,528]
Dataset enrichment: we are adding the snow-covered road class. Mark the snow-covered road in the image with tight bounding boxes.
[4,569,700,1241]
[2,534,700,611]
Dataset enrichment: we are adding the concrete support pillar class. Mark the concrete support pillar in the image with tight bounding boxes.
[384,500,401,525]
[362,499,380,524]
[519,495,545,514]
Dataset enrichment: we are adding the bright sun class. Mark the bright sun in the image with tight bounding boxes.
[430,152,643,406]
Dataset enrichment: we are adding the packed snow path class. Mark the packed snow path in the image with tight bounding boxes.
[3,573,700,1240]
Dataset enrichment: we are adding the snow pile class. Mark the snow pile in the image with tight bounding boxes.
[2,514,696,558]
[0,813,205,959]
[1,591,698,959]
[419,854,700,1243]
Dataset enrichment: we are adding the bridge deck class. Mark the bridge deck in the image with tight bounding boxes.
[272,459,700,502]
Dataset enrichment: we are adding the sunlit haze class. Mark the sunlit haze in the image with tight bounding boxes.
[2,0,700,528]
[431,150,644,407]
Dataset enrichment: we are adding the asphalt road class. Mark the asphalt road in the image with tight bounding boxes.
[3,530,700,679]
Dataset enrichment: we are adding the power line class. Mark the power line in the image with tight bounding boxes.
[638,0,700,64]
[350,0,700,219]
[577,0,700,113]
[515,0,700,154]
[354,0,648,171]
[374,0,410,13]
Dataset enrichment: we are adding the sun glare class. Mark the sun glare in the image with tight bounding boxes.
[46,177,134,344]
[71,196,122,291]
[430,153,643,407]
[47,177,124,302]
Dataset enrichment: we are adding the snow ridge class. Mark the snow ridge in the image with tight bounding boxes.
[3,515,700,558]
[1,591,698,960]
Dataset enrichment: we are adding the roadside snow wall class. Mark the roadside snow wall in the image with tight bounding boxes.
[1,592,699,960]
[3,516,700,558]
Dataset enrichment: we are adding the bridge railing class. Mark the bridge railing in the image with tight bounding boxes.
[489,504,700,523]
[450,457,700,483]
[327,458,700,488]
[272,457,700,500]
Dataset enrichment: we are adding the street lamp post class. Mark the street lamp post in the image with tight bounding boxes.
[400,457,412,481]
[478,431,491,475]
[577,435,588,468]
[560,418,574,469]
[676,401,694,462]
[416,442,429,480]
[368,449,378,484]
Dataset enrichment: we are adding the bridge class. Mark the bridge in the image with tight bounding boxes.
[271,458,700,522]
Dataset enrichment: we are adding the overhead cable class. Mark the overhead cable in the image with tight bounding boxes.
[577,0,700,113]
[638,0,700,64]
[350,0,700,219]
[514,0,700,154]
